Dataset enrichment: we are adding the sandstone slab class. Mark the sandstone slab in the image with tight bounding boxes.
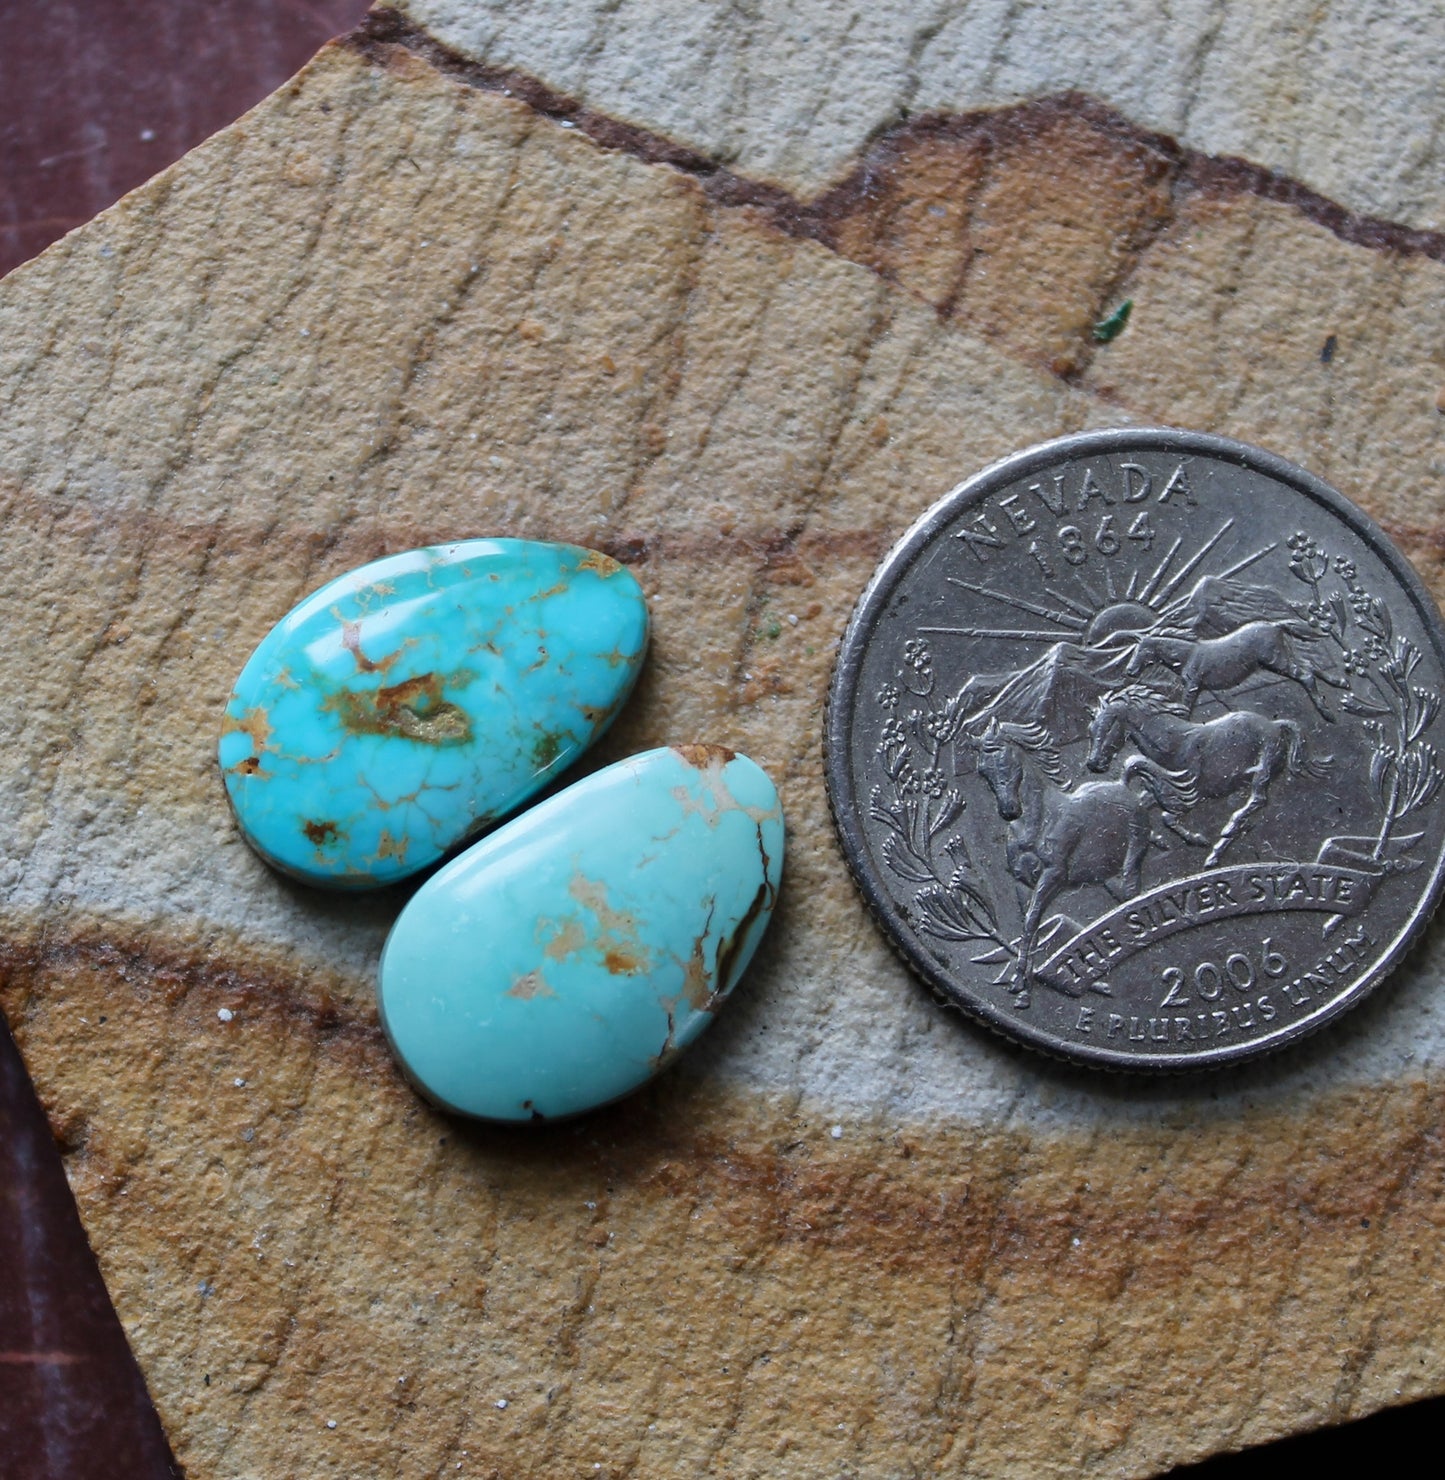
[1,6,1443,1476]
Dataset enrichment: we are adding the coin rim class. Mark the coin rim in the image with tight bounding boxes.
[824,427,1445,1072]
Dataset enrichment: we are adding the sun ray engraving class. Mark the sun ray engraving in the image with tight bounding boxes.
[920,626,1084,641]
[1214,542,1278,580]
[1154,519,1235,602]
[1071,571,1104,607]
[945,578,1087,630]
[1042,586,1094,619]
[1136,536,1184,604]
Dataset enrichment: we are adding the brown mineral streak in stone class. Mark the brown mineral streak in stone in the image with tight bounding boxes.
[362,6,1433,548]
[324,671,472,744]
[541,916,588,963]
[339,616,408,675]
[6,461,1435,620]
[0,474,895,579]
[3,919,1445,1474]
[374,828,406,860]
[574,697,623,735]
[0,926,383,1053]
[28,473,1445,610]
[506,970,554,1000]
[576,548,623,577]
[674,743,737,768]
[344,8,1445,391]
[678,921,715,1012]
[218,705,272,750]
[351,11,1445,267]
[712,877,771,998]
[567,874,650,980]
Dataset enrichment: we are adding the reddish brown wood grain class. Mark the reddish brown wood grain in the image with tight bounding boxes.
[0,0,370,277]
[0,1019,179,1477]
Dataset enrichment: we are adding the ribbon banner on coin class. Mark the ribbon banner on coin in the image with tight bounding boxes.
[826,430,1445,1071]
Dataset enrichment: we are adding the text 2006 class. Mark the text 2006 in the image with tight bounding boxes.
[1158,939,1288,1007]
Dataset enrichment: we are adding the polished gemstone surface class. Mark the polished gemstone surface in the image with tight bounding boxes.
[219,540,648,887]
[378,746,785,1121]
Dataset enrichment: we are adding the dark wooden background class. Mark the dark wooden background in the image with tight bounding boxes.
[0,2,1435,1472]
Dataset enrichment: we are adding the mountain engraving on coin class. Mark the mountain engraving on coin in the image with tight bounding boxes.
[825,430,1445,1069]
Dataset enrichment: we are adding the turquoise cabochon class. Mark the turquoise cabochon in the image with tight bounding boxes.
[377,746,785,1122]
[218,539,649,888]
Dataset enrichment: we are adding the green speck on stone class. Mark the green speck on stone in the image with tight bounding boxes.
[762,620,782,640]
[1091,299,1133,343]
[533,731,564,770]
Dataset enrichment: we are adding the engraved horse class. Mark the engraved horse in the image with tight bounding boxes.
[1086,684,1331,867]
[974,719,1194,988]
[1124,620,1348,719]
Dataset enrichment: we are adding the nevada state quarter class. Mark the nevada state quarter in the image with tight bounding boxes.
[825,429,1445,1070]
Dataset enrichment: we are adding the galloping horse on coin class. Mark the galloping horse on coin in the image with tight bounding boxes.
[1124,620,1348,718]
[1086,685,1330,867]
[974,719,1195,988]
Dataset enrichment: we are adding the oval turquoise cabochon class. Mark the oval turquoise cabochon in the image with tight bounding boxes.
[377,746,785,1122]
[218,540,648,887]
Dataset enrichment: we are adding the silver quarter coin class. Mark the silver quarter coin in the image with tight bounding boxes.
[825,429,1445,1070]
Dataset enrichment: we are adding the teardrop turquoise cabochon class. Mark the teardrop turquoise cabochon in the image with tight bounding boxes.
[378,746,785,1122]
[219,540,648,887]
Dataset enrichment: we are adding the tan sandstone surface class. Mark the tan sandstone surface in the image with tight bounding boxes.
[1,5,1444,1476]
